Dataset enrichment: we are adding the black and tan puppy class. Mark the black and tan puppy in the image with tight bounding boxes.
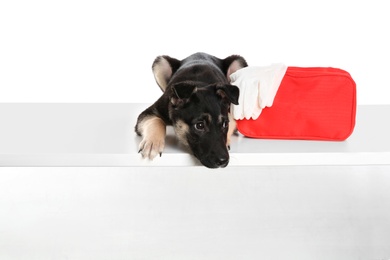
[135,52,247,168]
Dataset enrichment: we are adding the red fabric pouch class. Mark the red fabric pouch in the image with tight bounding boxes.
[235,67,357,141]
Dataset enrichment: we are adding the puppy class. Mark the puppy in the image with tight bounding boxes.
[135,52,247,168]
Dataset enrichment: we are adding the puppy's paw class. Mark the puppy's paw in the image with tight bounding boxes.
[136,116,166,160]
[138,135,165,160]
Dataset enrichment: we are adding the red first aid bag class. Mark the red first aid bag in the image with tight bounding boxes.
[235,67,357,141]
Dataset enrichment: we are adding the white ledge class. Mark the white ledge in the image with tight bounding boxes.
[0,103,389,167]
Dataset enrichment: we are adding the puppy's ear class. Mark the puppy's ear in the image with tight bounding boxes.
[171,81,197,108]
[216,84,239,105]
[222,55,248,81]
[152,55,181,92]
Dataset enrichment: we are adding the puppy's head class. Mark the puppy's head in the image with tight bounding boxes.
[169,81,239,168]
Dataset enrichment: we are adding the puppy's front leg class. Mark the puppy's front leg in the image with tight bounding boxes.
[136,116,166,159]
[227,113,237,150]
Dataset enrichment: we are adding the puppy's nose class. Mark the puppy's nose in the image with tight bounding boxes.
[216,156,229,167]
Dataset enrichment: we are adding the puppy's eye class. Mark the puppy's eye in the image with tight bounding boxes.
[194,121,205,131]
[222,120,229,129]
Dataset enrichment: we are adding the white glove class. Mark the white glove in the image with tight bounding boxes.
[230,63,287,120]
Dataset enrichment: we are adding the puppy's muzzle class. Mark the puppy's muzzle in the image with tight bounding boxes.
[198,147,230,168]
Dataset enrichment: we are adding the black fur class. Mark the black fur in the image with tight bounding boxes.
[135,52,247,168]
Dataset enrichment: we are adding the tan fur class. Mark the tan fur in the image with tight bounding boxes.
[153,57,172,92]
[174,120,189,147]
[227,60,243,82]
[203,113,212,124]
[218,114,224,123]
[138,116,166,159]
[227,113,236,147]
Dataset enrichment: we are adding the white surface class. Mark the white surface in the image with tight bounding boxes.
[1,0,390,105]
[0,103,389,167]
[1,105,389,259]
[1,166,390,260]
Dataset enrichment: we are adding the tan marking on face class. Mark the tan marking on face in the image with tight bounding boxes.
[202,113,212,124]
[174,120,190,147]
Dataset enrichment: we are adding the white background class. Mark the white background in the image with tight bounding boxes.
[1,2,390,258]
[1,0,389,104]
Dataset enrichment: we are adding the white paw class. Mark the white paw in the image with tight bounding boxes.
[138,135,165,160]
